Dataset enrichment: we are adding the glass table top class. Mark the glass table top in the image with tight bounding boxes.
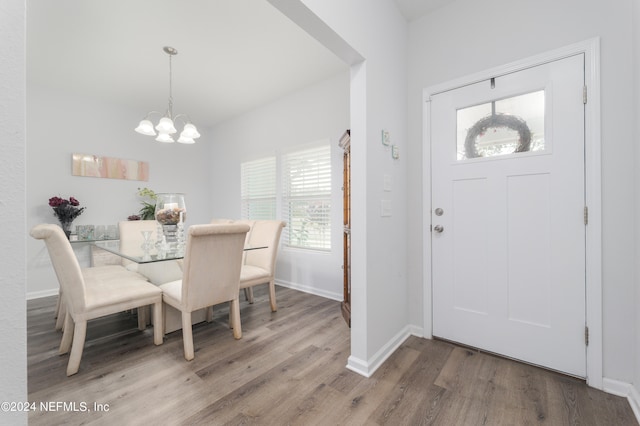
[93,240,266,264]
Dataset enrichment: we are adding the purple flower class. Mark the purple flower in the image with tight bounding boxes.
[48,195,86,225]
[48,196,65,207]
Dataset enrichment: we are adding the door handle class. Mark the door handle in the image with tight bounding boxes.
[433,225,444,233]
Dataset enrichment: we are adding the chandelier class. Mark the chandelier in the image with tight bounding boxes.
[135,46,201,144]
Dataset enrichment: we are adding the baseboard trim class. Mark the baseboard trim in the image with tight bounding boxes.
[408,324,424,338]
[346,355,369,376]
[346,325,413,378]
[628,384,640,423]
[602,378,640,423]
[275,280,342,301]
[26,288,58,300]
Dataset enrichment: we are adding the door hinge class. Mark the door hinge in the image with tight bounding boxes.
[583,85,588,104]
[584,206,588,225]
[585,326,589,346]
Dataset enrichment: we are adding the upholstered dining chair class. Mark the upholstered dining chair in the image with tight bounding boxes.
[239,220,286,312]
[30,224,163,376]
[159,223,249,361]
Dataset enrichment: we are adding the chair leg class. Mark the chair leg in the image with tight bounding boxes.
[243,287,254,304]
[181,312,194,361]
[66,320,87,376]
[137,306,147,330]
[54,291,61,319]
[59,312,74,355]
[152,301,163,345]
[268,280,277,312]
[230,298,242,339]
[55,300,66,331]
[206,306,213,323]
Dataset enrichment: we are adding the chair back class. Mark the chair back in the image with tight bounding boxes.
[243,220,285,274]
[118,220,158,267]
[209,218,235,225]
[232,219,255,263]
[181,223,250,311]
[30,224,87,314]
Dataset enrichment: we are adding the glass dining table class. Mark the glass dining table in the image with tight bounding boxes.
[93,240,266,264]
[93,239,267,333]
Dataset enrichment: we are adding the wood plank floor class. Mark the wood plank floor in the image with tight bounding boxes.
[28,286,637,425]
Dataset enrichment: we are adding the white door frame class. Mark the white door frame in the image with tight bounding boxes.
[422,38,602,389]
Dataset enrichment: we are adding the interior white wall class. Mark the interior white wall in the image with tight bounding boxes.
[26,85,213,297]
[407,0,636,384]
[208,72,349,301]
[293,0,409,373]
[634,0,640,404]
[1,0,28,423]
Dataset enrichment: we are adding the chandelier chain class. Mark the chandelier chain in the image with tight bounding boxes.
[168,53,174,118]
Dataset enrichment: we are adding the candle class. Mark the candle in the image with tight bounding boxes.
[179,211,183,223]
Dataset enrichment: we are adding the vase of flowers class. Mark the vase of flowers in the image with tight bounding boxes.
[49,196,86,239]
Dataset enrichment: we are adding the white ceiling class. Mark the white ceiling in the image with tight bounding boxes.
[394,0,454,21]
[27,0,452,129]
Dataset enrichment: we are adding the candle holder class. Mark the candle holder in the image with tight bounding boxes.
[154,193,186,247]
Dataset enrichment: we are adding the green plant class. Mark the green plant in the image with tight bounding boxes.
[137,187,157,220]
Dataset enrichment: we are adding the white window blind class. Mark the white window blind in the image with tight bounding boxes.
[282,144,331,251]
[241,156,276,220]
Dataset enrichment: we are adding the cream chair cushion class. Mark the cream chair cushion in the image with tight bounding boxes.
[52,265,147,330]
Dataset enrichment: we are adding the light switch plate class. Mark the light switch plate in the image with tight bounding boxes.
[392,145,399,159]
[381,129,390,146]
[383,174,392,192]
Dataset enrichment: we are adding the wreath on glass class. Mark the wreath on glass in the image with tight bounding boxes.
[464,113,532,159]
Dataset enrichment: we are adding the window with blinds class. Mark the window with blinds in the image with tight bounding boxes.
[282,144,331,251]
[241,156,276,220]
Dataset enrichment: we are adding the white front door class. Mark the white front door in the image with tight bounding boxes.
[431,54,586,377]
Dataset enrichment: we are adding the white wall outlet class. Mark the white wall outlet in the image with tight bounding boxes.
[392,145,399,159]
[381,200,392,217]
[381,129,390,146]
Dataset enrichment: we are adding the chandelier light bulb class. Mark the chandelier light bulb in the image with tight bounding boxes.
[155,132,175,143]
[134,119,156,136]
[177,134,195,144]
[181,123,201,139]
[156,117,177,134]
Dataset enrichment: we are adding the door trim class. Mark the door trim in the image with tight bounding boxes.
[421,38,602,389]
